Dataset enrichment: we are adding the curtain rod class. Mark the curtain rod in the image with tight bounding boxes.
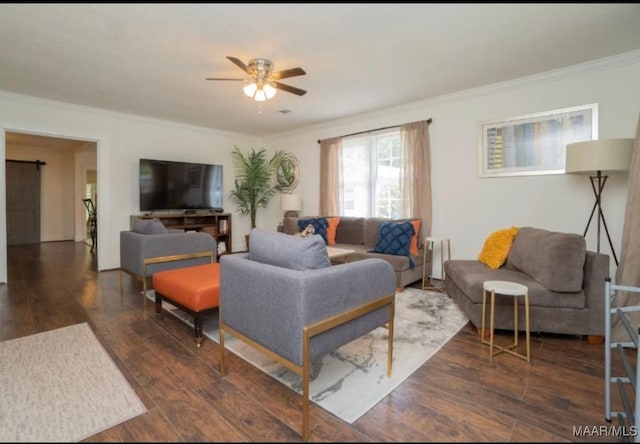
[317,118,432,144]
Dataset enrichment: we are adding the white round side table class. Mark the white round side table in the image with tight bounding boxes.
[481,280,530,362]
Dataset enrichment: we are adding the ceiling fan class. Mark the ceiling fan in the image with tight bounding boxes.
[206,56,307,101]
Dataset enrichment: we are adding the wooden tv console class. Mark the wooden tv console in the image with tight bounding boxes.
[131,212,232,254]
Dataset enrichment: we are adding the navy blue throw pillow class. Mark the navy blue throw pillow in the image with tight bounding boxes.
[298,218,329,244]
[372,221,416,267]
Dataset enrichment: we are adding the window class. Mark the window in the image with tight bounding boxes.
[340,128,402,218]
[320,119,430,231]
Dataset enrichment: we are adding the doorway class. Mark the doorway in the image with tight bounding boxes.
[4,131,98,277]
[83,169,97,247]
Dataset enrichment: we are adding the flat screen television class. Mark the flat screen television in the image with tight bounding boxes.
[139,158,223,212]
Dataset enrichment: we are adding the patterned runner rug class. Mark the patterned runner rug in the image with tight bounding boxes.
[0,322,147,442]
[154,287,468,424]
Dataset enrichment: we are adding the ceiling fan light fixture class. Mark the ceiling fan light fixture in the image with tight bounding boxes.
[209,56,306,100]
[243,82,258,98]
[263,83,277,99]
[254,88,267,102]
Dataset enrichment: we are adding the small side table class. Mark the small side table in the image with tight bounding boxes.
[481,280,530,362]
[422,237,451,292]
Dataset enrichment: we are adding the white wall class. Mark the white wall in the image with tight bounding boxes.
[0,93,260,281]
[264,52,640,279]
[1,51,638,283]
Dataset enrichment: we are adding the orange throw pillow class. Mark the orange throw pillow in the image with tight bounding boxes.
[477,227,519,269]
[409,219,421,256]
[326,217,341,245]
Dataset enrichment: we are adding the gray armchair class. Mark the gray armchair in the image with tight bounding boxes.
[119,218,216,306]
[219,229,396,440]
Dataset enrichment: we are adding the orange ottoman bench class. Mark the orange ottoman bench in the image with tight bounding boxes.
[152,262,221,348]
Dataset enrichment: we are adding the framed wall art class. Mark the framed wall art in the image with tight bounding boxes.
[479,103,598,178]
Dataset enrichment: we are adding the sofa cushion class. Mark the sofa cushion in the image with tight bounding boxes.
[477,226,519,269]
[335,242,424,272]
[335,217,365,245]
[372,221,415,266]
[298,217,329,244]
[132,218,168,234]
[505,226,586,292]
[351,250,419,273]
[444,260,586,309]
[248,229,331,271]
[364,218,388,247]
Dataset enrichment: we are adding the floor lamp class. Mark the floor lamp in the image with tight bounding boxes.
[565,138,634,266]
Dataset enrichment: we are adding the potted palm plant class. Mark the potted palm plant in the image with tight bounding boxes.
[228,146,285,248]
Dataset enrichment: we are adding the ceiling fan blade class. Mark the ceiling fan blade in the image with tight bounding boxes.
[273,82,307,96]
[226,56,251,74]
[205,77,245,81]
[271,67,306,80]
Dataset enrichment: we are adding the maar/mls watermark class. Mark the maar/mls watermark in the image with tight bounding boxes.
[573,425,638,438]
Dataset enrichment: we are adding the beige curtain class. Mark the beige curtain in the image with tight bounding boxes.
[613,113,640,340]
[400,120,432,239]
[319,137,342,216]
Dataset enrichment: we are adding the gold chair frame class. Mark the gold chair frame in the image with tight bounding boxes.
[219,292,395,441]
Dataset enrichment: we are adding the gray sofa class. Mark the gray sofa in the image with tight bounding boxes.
[119,218,217,297]
[443,226,610,339]
[281,215,426,290]
[219,229,396,439]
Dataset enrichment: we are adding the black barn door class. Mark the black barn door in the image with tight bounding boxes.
[6,160,42,245]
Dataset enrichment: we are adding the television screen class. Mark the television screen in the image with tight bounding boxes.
[139,158,223,212]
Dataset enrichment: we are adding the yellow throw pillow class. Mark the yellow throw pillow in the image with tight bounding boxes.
[477,227,519,269]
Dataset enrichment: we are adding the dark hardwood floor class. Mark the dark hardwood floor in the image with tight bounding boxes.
[0,241,630,442]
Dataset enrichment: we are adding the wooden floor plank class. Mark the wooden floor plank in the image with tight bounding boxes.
[0,241,625,442]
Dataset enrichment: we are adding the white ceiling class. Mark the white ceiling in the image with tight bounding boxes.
[1,3,640,138]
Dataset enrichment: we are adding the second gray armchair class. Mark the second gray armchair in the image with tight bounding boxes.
[119,218,217,307]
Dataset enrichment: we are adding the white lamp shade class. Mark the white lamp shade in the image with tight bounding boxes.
[243,82,258,98]
[565,138,634,174]
[263,83,277,99]
[254,88,266,102]
[280,193,301,211]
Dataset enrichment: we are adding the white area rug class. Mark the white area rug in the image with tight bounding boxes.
[153,287,468,424]
[0,323,147,442]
